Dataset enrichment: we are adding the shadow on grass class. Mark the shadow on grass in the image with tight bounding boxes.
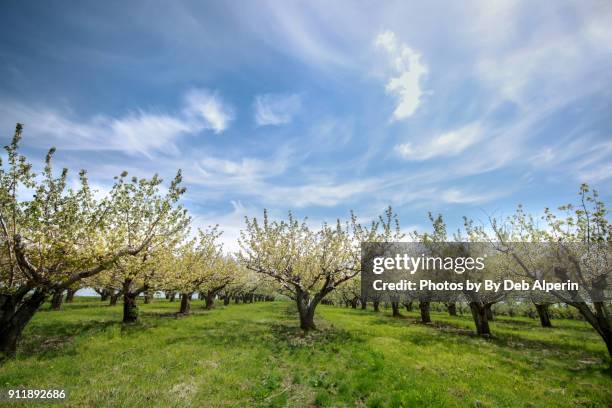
[158,304,358,358]
[40,302,111,312]
[19,313,170,359]
[344,308,607,356]
[19,320,120,358]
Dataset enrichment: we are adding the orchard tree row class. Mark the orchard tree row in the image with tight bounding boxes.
[1,124,610,359]
[0,124,397,357]
[0,125,281,357]
[328,185,611,356]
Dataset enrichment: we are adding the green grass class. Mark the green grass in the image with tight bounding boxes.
[1,298,610,407]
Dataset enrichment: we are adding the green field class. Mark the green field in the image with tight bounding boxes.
[1,298,610,407]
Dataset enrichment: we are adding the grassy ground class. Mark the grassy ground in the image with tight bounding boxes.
[0,298,610,407]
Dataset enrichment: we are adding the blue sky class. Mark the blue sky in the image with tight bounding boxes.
[1,0,611,250]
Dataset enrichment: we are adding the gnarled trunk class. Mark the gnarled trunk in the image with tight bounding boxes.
[296,291,317,331]
[94,288,110,302]
[0,289,48,357]
[122,280,139,323]
[373,300,380,312]
[535,303,552,327]
[100,289,110,302]
[485,304,494,321]
[446,302,457,316]
[123,292,138,323]
[122,279,146,322]
[168,292,176,302]
[469,302,491,336]
[179,293,192,314]
[391,301,401,317]
[50,290,64,311]
[570,301,612,357]
[360,297,367,310]
[223,295,230,306]
[204,294,215,310]
[109,292,120,306]
[350,298,358,309]
[419,301,431,323]
[403,301,413,312]
[65,288,76,303]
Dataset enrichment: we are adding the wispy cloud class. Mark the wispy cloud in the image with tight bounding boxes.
[577,164,612,183]
[253,93,301,126]
[109,112,192,156]
[2,0,611,242]
[396,123,483,161]
[194,149,291,183]
[189,149,380,207]
[183,89,234,133]
[375,30,428,120]
[0,88,234,157]
[440,188,506,205]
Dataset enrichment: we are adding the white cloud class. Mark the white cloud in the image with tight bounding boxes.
[531,137,612,185]
[193,145,292,184]
[395,123,483,161]
[474,3,612,107]
[183,89,234,133]
[0,106,191,158]
[110,112,192,156]
[577,164,612,183]
[253,93,301,126]
[187,150,384,208]
[440,188,504,205]
[233,1,355,70]
[267,179,378,207]
[375,30,428,120]
[0,88,234,157]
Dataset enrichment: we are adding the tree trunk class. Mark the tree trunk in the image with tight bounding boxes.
[535,303,552,327]
[446,302,457,316]
[204,294,215,310]
[223,295,230,306]
[419,301,431,323]
[168,292,176,302]
[360,298,367,310]
[65,288,76,303]
[109,292,119,306]
[391,301,401,317]
[469,302,491,336]
[296,293,316,331]
[570,302,612,357]
[485,304,494,321]
[0,290,48,357]
[373,300,380,312]
[100,289,110,302]
[123,292,138,323]
[143,292,151,304]
[403,301,413,312]
[50,290,64,311]
[179,293,191,315]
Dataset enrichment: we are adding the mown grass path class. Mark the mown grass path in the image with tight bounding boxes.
[0,299,610,407]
